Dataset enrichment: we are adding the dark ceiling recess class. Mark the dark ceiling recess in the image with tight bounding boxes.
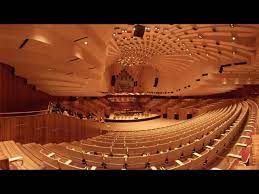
[202,73,208,76]
[19,39,29,49]
[234,61,247,66]
[73,36,88,42]
[196,79,201,81]
[69,57,80,62]
[219,64,232,73]
[219,61,247,73]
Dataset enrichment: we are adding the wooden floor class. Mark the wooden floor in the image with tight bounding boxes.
[103,118,180,132]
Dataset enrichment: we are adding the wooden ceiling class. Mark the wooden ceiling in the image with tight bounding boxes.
[0,24,259,97]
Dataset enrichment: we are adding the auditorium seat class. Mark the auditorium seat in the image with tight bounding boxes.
[0,99,257,170]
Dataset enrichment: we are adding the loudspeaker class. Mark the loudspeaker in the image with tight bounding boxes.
[133,24,145,38]
[153,77,159,87]
[111,75,116,86]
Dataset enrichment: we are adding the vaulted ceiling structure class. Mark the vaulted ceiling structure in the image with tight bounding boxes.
[0,24,259,96]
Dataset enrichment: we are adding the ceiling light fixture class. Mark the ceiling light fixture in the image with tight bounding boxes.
[198,34,203,39]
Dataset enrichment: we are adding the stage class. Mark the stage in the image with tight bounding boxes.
[105,113,160,122]
[102,118,179,132]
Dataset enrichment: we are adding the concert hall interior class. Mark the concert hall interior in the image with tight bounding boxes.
[1,24,259,170]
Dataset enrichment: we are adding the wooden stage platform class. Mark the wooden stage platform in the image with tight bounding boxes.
[102,118,179,132]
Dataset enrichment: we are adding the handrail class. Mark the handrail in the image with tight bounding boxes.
[0,109,49,115]
[0,101,52,117]
[0,109,49,118]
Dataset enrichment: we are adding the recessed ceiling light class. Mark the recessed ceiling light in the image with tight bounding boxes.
[206,53,209,56]
[48,68,53,71]
[84,41,88,45]
[198,34,203,39]
[230,24,235,28]
[232,36,236,41]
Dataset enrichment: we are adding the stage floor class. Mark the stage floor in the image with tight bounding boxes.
[105,113,160,122]
[103,118,180,132]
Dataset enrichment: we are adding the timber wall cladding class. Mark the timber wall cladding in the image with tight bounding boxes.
[0,113,103,144]
[0,63,51,112]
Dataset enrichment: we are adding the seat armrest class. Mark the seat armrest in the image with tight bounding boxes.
[9,156,23,166]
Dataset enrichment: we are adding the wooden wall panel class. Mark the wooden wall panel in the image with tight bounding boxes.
[0,113,104,144]
[0,63,52,113]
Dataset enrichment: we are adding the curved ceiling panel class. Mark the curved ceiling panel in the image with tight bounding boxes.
[0,24,258,96]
